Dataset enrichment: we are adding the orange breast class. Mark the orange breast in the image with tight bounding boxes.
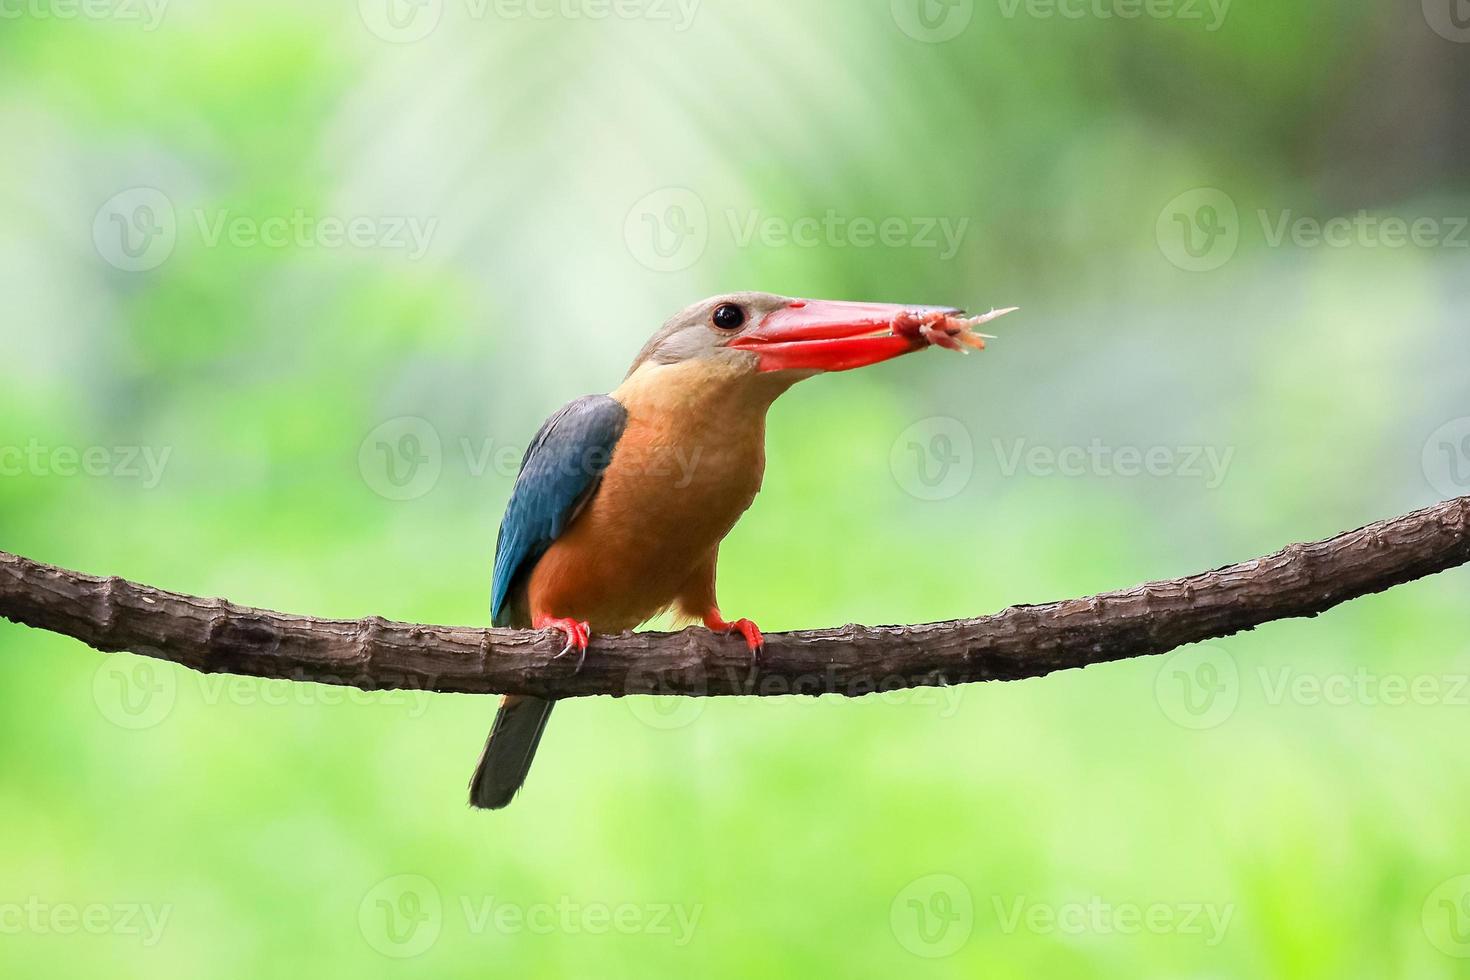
[526,360,774,632]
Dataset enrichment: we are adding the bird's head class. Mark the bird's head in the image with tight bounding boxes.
[628,292,1012,393]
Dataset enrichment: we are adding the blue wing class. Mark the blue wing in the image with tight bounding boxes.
[490,395,628,627]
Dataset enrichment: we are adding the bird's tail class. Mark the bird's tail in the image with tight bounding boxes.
[469,695,555,810]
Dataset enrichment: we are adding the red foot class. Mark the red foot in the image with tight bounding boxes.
[534,615,591,673]
[703,609,764,665]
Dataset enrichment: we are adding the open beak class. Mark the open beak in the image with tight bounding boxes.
[727,299,1008,373]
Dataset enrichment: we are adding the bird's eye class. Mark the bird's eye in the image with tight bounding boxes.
[711,303,746,331]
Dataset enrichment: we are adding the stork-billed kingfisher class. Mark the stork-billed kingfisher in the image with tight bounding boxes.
[471,292,1014,809]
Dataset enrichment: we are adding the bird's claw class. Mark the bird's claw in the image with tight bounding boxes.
[704,611,764,668]
[730,619,765,668]
[535,616,591,674]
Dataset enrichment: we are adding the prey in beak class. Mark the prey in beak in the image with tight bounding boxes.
[726,298,1019,373]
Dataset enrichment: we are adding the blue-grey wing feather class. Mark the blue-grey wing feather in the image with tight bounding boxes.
[490,395,628,627]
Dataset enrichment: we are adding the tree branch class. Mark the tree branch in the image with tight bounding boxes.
[2,496,1467,699]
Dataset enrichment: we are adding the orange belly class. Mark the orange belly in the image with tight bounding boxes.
[525,359,772,632]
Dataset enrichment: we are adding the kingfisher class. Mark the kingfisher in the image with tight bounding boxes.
[471,292,1014,809]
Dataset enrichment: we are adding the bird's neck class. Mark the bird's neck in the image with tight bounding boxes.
[610,360,787,435]
[608,359,786,515]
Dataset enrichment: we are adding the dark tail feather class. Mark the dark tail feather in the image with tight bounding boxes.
[469,695,555,810]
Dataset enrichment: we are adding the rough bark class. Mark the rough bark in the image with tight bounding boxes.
[2,496,1467,699]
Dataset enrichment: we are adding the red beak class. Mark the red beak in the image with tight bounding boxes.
[728,299,975,373]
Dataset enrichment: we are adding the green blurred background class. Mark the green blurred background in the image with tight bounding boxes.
[3,0,1469,975]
